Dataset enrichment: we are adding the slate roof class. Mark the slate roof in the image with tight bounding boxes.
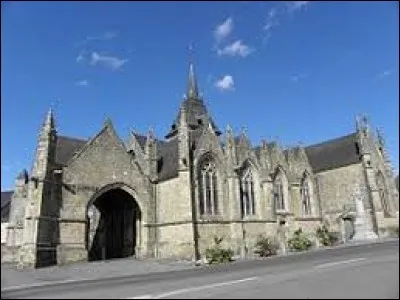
[55,136,87,166]
[133,133,147,150]
[165,99,221,138]
[305,132,361,173]
[1,190,13,222]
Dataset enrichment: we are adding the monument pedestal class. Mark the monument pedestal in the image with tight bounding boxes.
[352,203,378,241]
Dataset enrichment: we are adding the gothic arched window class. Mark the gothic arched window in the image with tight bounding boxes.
[240,168,256,217]
[376,172,390,216]
[273,169,288,212]
[198,158,219,215]
[300,174,312,216]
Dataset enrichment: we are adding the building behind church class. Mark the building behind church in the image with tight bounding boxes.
[1,62,399,268]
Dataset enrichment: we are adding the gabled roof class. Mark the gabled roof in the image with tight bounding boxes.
[55,136,87,166]
[305,132,361,173]
[1,190,13,222]
[131,133,179,182]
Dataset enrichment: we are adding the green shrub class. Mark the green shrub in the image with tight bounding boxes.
[287,228,313,251]
[386,226,399,238]
[316,225,339,246]
[254,235,278,257]
[205,236,234,264]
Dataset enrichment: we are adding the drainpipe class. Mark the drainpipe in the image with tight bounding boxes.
[189,141,200,262]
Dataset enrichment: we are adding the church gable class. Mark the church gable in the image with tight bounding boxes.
[268,142,288,172]
[193,125,225,168]
[64,120,146,186]
[234,134,261,171]
[284,147,313,181]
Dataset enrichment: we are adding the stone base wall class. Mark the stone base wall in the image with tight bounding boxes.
[156,223,194,260]
[57,244,88,266]
[1,245,20,264]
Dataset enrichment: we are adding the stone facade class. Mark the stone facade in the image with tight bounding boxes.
[1,62,399,268]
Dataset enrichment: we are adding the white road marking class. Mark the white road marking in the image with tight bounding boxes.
[126,277,258,299]
[314,258,366,269]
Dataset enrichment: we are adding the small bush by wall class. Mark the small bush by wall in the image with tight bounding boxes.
[288,228,313,252]
[386,226,399,238]
[316,225,339,246]
[254,235,279,257]
[205,236,234,264]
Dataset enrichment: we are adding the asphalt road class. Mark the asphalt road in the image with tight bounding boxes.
[2,240,399,299]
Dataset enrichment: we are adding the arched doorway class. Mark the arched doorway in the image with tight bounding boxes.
[86,188,141,261]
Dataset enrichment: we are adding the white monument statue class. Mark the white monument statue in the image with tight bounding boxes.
[352,185,378,240]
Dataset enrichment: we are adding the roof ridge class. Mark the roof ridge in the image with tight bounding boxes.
[305,132,357,149]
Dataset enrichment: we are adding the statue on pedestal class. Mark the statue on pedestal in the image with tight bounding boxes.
[351,185,378,241]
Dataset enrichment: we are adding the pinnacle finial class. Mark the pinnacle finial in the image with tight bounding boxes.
[147,126,155,140]
[104,116,113,127]
[226,124,233,134]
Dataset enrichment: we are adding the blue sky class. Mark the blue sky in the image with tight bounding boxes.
[1,1,399,190]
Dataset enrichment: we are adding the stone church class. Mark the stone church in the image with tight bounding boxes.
[1,61,399,268]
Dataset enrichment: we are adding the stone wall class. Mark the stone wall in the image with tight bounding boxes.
[1,222,8,244]
[156,171,195,259]
[157,223,194,259]
[315,163,366,231]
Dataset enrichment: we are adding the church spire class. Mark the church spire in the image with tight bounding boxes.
[186,45,199,100]
[187,62,199,99]
[43,108,56,134]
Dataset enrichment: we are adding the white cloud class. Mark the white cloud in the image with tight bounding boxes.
[87,31,118,41]
[75,31,118,47]
[90,52,128,70]
[215,75,235,91]
[379,70,394,78]
[217,40,254,57]
[262,7,282,45]
[75,80,89,87]
[262,2,310,44]
[264,7,280,32]
[373,69,396,82]
[286,1,309,13]
[86,31,118,41]
[76,49,86,63]
[214,17,234,43]
[290,74,308,82]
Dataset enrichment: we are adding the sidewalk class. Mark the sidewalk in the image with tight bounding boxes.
[1,237,398,291]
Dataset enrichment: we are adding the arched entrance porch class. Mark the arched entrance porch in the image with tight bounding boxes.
[86,187,142,261]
